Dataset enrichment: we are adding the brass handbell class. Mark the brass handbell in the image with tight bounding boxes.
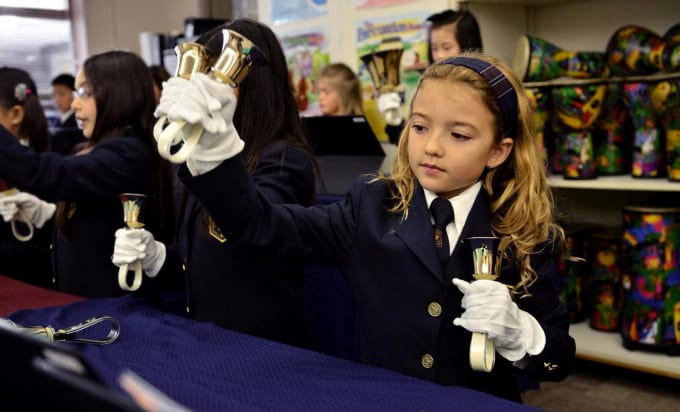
[0,316,120,345]
[156,29,267,164]
[360,37,404,94]
[465,236,502,373]
[117,193,146,292]
[152,41,217,149]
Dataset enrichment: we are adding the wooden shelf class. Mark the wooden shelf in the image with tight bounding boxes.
[570,322,680,380]
[548,175,680,192]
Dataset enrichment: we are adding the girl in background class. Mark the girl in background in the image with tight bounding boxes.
[426,9,483,64]
[0,67,52,287]
[113,18,319,348]
[379,8,483,144]
[317,63,363,116]
[161,52,575,402]
[0,51,175,298]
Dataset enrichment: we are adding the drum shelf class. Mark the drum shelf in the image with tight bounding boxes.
[524,72,680,88]
[548,175,680,191]
[570,322,680,380]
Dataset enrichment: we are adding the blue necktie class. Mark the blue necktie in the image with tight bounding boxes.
[430,198,454,264]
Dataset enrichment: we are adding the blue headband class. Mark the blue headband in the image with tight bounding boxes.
[440,56,518,139]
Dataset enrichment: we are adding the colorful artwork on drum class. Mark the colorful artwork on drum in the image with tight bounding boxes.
[517,36,610,82]
[595,83,632,175]
[526,87,551,164]
[563,131,596,179]
[650,80,680,181]
[621,210,680,351]
[623,82,664,177]
[606,25,666,76]
[588,231,623,331]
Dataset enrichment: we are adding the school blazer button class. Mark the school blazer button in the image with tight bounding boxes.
[421,353,434,369]
[427,302,442,317]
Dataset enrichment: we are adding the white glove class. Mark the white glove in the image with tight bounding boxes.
[0,191,56,228]
[452,278,546,362]
[154,76,191,119]
[112,228,167,278]
[165,73,244,175]
[377,92,403,126]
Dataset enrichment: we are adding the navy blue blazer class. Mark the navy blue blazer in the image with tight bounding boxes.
[167,143,316,348]
[0,125,155,297]
[181,154,575,402]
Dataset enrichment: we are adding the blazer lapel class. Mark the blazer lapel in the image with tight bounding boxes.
[394,184,443,280]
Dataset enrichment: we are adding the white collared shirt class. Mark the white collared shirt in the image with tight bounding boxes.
[424,181,482,255]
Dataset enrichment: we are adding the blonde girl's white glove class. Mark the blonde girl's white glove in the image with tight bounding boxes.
[165,72,244,175]
[0,191,56,228]
[452,278,546,362]
[377,92,403,126]
[112,228,166,278]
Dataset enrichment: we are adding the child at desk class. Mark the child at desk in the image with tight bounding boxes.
[162,52,576,402]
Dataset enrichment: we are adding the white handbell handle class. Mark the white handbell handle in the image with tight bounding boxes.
[470,331,495,372]
[155,117,203,164]
[11,210,34,242]
[118,259,143,291]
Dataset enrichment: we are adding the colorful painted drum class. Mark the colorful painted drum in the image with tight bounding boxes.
[650,79,680,180]
[587,229,623,332]
[606,25,666,76]
[621,207,680,354]
[558,224,600,322]
[623,82,665,178]
[526,87,552,164]
[512,35,610,82]
[552,84,607,179]
[594,83,633,175]
[665,23,680,43]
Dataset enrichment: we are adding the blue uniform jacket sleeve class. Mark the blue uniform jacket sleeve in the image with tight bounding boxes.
[0,125,152,202]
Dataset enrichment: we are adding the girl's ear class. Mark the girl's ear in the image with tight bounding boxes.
[7,105,24,134]
[487,137,513,168]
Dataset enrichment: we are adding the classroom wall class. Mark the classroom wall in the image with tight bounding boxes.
[70,0,212,63]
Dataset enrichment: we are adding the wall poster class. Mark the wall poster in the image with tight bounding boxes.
[279,28,330,116]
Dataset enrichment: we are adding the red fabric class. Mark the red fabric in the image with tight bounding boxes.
[0,275,84,317]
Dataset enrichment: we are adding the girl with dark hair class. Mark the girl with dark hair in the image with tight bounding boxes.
[112,18,319,348]
[0,51,175,298]
[0,67,53,287]
[426,9,483,64]
[379,9,483,144]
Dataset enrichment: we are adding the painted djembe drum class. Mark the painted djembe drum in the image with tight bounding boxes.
[526,87,552,166]
[622,81,665,177]
[587,228,623,332]
[557,224,600,322]
[513,35,610,82]
[606,25,666,76]
[650,79,680,180]
[621,207,680,354]
[551,84,607,179]
[594,83,633,175]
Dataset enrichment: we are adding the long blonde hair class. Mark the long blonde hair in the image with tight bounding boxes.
[378,52,565,297]
[318,63,364,115]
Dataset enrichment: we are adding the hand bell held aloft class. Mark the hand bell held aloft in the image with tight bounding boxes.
[466,236,501,373]
[156,29,266,164]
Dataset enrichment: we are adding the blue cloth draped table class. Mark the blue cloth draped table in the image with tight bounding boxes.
[8,295,540,411]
